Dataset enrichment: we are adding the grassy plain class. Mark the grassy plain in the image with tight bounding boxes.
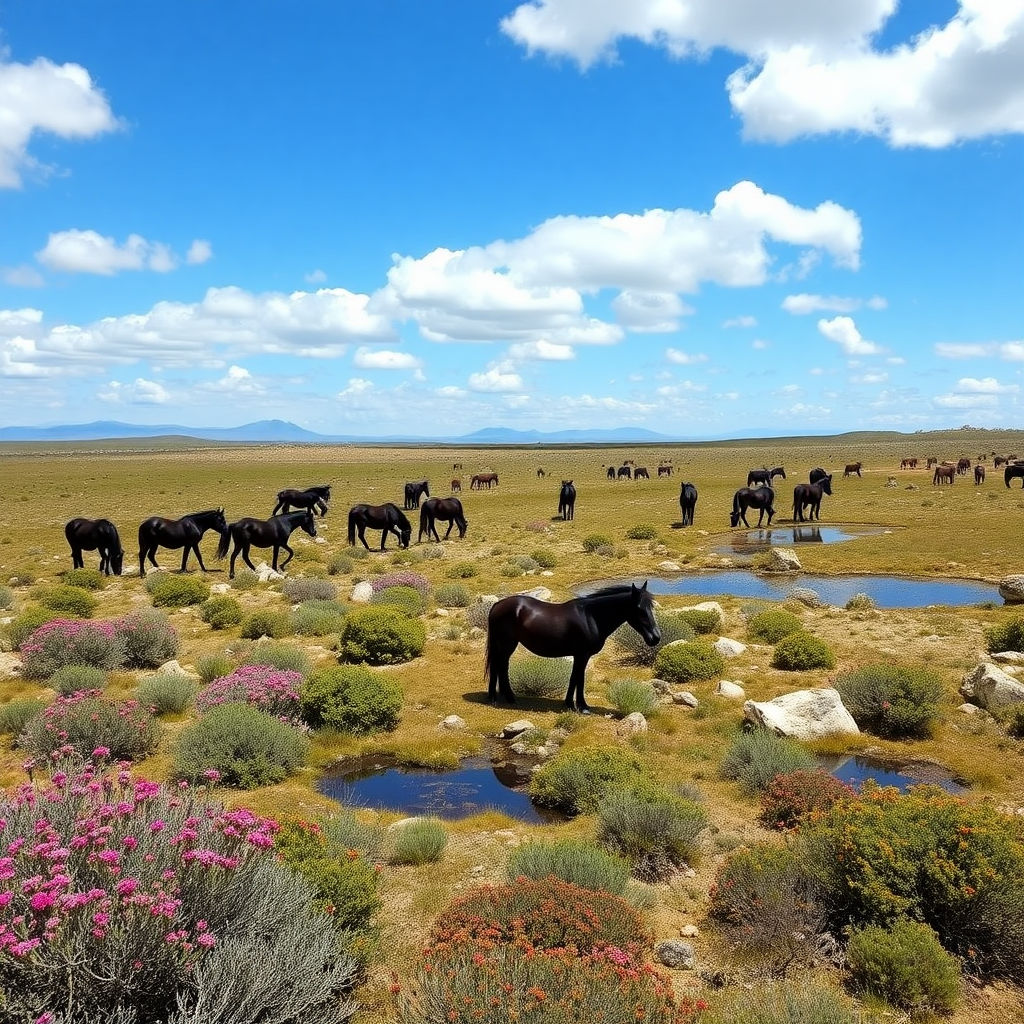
[2,428,1024,1023]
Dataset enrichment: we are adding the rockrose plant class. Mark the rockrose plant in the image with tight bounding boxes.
[195,664,303,723]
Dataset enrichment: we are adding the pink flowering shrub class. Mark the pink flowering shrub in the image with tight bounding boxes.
[195,664,303,723]
[368,571,430,596]
[0,757,360,1023]
[19,619,125,680]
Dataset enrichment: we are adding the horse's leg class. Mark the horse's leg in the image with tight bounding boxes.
[566,656,592,712]
[278,543,294,570]
[229,544,239,579]
[357,525,371,551]
[272,500,284,516]
[443,520,454,540]
[192,544,209,572]
[241,543,258,573]
[379,529,389,551]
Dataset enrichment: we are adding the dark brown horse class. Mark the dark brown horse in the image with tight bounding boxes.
[272,484,331,518]
[65,518,124,576]
[137,509,227,577]
[616,465,631,480]
[809,467,830,485]
[793,476,832,522]
[900,458,918,470]
[679,482,697,526]
[933,464,956,485]
[657,465,672,477]
[927,457,938,469]
[451,478,462,493]
[347,502,412,550]
[606,466,616,480]
[470,472,499,490]
[843,462,863,478]
[418,497,468,542]
[537,468,546,478]
[956,457,971,476]
[1005,463,1024,488]
[747,466,786,487]
[975,464,986,484]
[730,486,776,528]
[633,467,650,480]
[403,480,430,509]
[558,480,576,521]
[216,510,317,579]
[484,582,659,712]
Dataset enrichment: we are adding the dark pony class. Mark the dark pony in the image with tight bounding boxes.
[272,484,331,517]
[347,502,412,550]
[617,465,631,480]
[657,465,672,477]
[606,466,616,480]
[793,476,832,522]
[403,480,430,509]
[470,472,499,489]
[216,510,317,579]
[730,486,775,528]
[537,468,546,478]
[65,518,124,576]
[747,466,786,487]
[956,457,971,476]
[809,467,829,484]
[137,509,228,577]
[843,462,863,478]
[679,482,697,526]
[1005,463,1024,488]
[933,464,956,485]
[974,464,986,484]
[419,497,468,542]
[558,480,576,521]
[451,478,462,492]
[484,582,659,712]
[633,467,650,480]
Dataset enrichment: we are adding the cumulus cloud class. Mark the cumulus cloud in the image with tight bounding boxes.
[196,365,264,396]
[186,240,213,265]
[97,377,171,404]
[851,371,888,384]
[37,230,209,275]
[612,291,692,332]
[305,269,327,284]
[507,339,575,360]
[468,360,525,393]
[665,347,709,365]
[933,392,998,408]
[352,347,423,370]
[723,315,757,328]
[752,338,769,349]
[782,293,885,314]
[953,376,1019,393]
[818,315,882,355]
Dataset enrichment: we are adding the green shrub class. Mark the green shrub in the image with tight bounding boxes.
[7,607,59,650]
[433,583,470,608]
[370,584,426,616]
[61,567,106,590]
[530,746,648,816]
[606,679,658,717]
[229,567,261,590]
[48,664,107,696]
[199,594,244,630]
[625,523,659,540]
[771,631,835,671]
[242,641,312,676]
[292,599,349,636]
[508,654,571,699]
[239,608,294,640]
[500,560,526,578]
[36,584,98,618]
[844,592,877,612]
[677,608,722,635]
[0,698,48,738]
[833,663,944,738]
[172,702,309,788]
[653,639,724,683]
[582,533,613,553]
[0,585,13,609]
[847,919,961,1013]
[612,610,694,666]
[327,552,354,576]
[137,671,197,715]
[338,606,425,666]
[196,653,234,684]
[282,576,338,602]
[759,769,853,831]
[530,548,557,568]
[721,729,816,794]
[389,818,448,865]
[507,839,630,895]
[445,561,477,579]
[699,981,865,1024]
[999,704,1024,739]
[117,608,180,668]
[301,664,403,734]
[747,608,802,643]
[465,599,494,630]
[985,616,1024,653]
[145,573,210,608]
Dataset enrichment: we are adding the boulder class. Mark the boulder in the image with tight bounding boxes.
[993,651,1024,665]
[439,715,467,731]
[716,680,745,699]
[762,547,802,572]
[501,719,536,738]
[521,587,552,602]
[744,688,859,740]
[655,940,695,970]
[713,637,746,658]
[350,581,374,603]
[153,659,199,681]
[615,712,648,739]
[960,663,1024,710]
[659,561,681,571]
[650,678,674,695]
[209,582,232,594]
[673,691,699,708]
[0,652,22,678]
[253,561,284,583]
[680,601,725,619]
[998,575,1024,603]
[791,587,825,609]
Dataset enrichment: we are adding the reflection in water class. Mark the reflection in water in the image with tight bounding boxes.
[723,525,881,555]
[818,755,965,794]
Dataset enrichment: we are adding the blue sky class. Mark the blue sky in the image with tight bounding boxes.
[1,0,1021,438]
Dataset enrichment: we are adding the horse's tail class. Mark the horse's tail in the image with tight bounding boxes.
[347,509,357,544]
[732,491,741,516]
[215,525,232,560]
[418,503,429,541]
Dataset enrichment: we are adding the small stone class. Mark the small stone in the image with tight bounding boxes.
[656,940,695,970]
[433,608,450,617]
[521,587,552,601]
[439,715,466,731]
[209,582,232,594]
[714,637,746,658]
[679,924,700,938]
[762,547,802,572]
[540,570,555,577]
[501,719,536,738]
[616,712,648,738]
[659,560,681,571]
[651,678,673,695]
[716,680,745,699]
[350,581,374,603]
[673,691,699,708]
[470,865,485,875]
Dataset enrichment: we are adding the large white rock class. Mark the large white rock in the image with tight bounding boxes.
[350,581,374,603]
[616,712,648,739]
[762,548,802,572]
[501,719,536,738]
[744,688,859,740]
[716,680,745,699]
[960,663,1024,709]
[714,637,746,658]
[998,575,1024,603]
[680,601,725,619]
[993,651,1024,665]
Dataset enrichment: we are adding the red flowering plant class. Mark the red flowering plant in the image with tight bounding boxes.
[758,769,854,831]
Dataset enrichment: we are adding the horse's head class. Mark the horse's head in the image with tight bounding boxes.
[399,524,412,549]
[110,546,125,576]
[821,475,833,494]
[214,508,228,534]
[628,581,660,647]
[730,509,740,528]
[301,511,317,537]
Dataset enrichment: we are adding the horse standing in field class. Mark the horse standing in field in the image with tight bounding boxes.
[809,467,830,485]
[843,462,863,478]
[137,509,228,577]
[347,502,412,550]
[956,457,971,476]
[216,510,317,579]
[65,518,124,576]
[606,466,616,480]
[1005,464,1024,488]
[995,456,1009,468]
[418,497,468,542]
[403,480,430,509]
[558,480,576,521]
[537,468,546,478]
[617,466,631,480]
[927,457,938,469]
[272,484,331,517]
[730,486,776,528]
[633,467,650,480]
[453,462,463,471]
[975,464,986,485]
[470,472,499,490]
[747,466,786,487]
[900,458,918,470]
[679,482,697,527]
[933,464,956,485]
[484,582,659,712]
[451,478,462,493]
[657,465,672,477]
[793,476,833,522]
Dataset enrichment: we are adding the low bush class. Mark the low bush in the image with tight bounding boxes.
[500,560,526,577]
[242,641,312,676]
[607,678,659,717]
[117,608,180,668]
[0,584,13,609]
[0,697,48,738]
[771,631,835,671]
[465,599,494,629]
[300,664,403,734]
[20,618,124,679]
[196,652,234,684]
[833,663,944,738]
[653,639,725,684]
[173,702,310,788]
[229,567,261,590]
[370,570,430,596]
[199,594,244,629]
[61,567,107,590]
[677,607,722,634]
[338,606,425,665]
[625,523,659,540]
[239,608,294,640]
[327,552,354,575]
[292,598,349,636]
[721,729,816,794]
[36,583,99,618]
[20,690,161,762]
[433,583,471,608]
[999,704,1024,739]
[508,653,571,698]
[530,548,557,568]
[699,981,863,1024]
[196,663,303,722]
[48,664,107,696]
[759,769,854,830]
[747,608,802,643]
[445,561,477,578]
[370,584,426,616]
[282,576,338,602]
[530,746,649,816]
[137,671,197,715]
[6,606,60,650]
[582,533,613,553]
[612,610,694,666]
[845,592,877,612]
[507,839,630,895]
[847,919,961,1014]
[145,573,210,608]
[985,615,1024,653]
[389,818,448,865]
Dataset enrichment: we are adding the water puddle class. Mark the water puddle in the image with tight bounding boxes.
[714,525,890,556]
[817,754,965,794]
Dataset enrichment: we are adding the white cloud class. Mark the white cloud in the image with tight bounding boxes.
[752,338,769,349]
[954,376,1019,393]
[818,315,882,355]
[196,365,265,396]
[338,378,374,398]
[305,269,327,284]
[186,240,213,265]
[782,292,887,314]
[933,392,998,408]
[613,290,692,332]
[507,339,575,360]
[1,265,45,287]
[723,315,757,328]
[935,340,1024,360]
[773,402,832,419]
[468,360,525,393]
[37,230,209,275]
[353,347,423,370]
[0,55,120,188]
[97,377,171,404]
[886,355,906,365]
[665,347,709,365]
[851,371,888,384]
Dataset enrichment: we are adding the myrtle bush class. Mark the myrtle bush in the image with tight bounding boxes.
[747,608,802,643]
[145,573,210,608]
[508,653,571,699]
[173,702,310,788]
[530,746,649,816]
[48,664,107,696]
[241,641,312,676]
[20,690,160,762]
[196,664,303,723]
[292,598,349,636]
[300,665,403,734]
[7,606,60,650]
[338,606,425,666]
[137,671,198,715]
[370,584,426,616]
[433,583,471,608]
[699,981,863,1024]
[327,552,354,576]
[196,653,234,684]
[229,567,261,590]
[0,584,14,609]
[759,769,854,831]
[20,618,125,679]
[653,639,724,684]
[281,576,338,602]
[62,567,106,590]
[0,697,47,738]
[389,818,448,865]
[582,533,614,553]
[117,608,180,668]
[612,610,694,666]
[239,608,294,640]
[369,570,430,596]
[36,584,99,618]
[678,608,722,635]
[847,920,961,1014]
[625,523,659,540]
[530,548,557,568]
[199,594,244,630]
[833,663,944,738]
[0,759,360,1024]
[507,839,630,895]
[607,678,659,717]
[985,615,1024,653]
[721,729,816,794]
[445,561,477,579]
[844,592,877,612]
[771,631,836,671]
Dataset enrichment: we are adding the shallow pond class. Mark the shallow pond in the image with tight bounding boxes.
[818,754,966,794]
[714,525,890,556]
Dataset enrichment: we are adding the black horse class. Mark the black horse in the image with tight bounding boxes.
[65,518,124,576]
[747,466,786,487]
[485,582,660,712]
[809,467,830,485]
[1006,464,1024,488]
[348,502,412,550]
[679,482,697,526]
[730,486,776,528]
[617,466,631,480]
[272,484,331,517]
[558,480,576,521]
[216,510,317,579]
[418,497,468,542]
[606,466,616,480]
[793,476,832,522]
[137,509,227,577]
[403,480,430,509]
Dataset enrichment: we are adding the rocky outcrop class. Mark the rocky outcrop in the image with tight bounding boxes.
[744,688,859,740]
[761,548,802,572]
[999,575,1024,603]
[960,663,1024,709]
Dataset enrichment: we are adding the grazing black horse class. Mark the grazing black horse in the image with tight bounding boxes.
[65,518,124,576]
[679,482,697,526]
[730,486,776,528]
[617,465,631,480]
[137,509,228,577]
[419,497,468,542]
[558,480,576,521]
[606,466,616,480]
[348,502,412,550]
[747,466,785,487]
[272,484,331,517]
[633,467,650,480]
[793,476,832,522]
[657,465,672,477]
[403,480,430,509]
[1005,463,1024,488]
[809,467,830,485]
[216,510,317,579]
[485,582,660,712]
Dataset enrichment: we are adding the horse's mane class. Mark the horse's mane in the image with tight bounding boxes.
[584,583,644,602]
[185,509,221,518]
